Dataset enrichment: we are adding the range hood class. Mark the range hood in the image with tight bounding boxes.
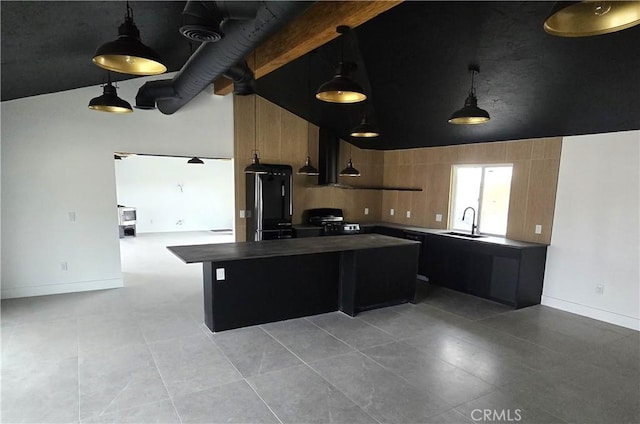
[318,127,340,185]
[315,127,422,192]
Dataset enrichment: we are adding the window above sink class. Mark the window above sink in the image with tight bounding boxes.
[449,164,513,236]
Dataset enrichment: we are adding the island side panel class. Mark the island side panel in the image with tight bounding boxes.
[203,252,341,332]
[351,244,419,313]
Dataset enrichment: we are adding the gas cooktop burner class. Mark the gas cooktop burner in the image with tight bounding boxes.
[323,222,361,235]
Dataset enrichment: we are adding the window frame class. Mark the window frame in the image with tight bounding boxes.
[449,163,514,236]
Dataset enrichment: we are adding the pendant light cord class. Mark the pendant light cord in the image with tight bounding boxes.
[254,94,258,154]
[126,1,133,21]
[469,69,477,97]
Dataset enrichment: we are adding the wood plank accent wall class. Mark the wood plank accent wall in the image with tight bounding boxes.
[233,95,384,241]
[381,138,562,244]
[234,96,561,244]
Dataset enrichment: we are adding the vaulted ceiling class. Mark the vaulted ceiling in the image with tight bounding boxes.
[255,1,640,149]
[2,1,639,150]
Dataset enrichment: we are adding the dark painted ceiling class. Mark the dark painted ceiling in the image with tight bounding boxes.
[255,1,640,149]
[2,1,639,150]
[1,1,190,101]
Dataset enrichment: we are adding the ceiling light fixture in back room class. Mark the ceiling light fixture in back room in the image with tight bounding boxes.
[316,26,367,104]
[544,1,640,37]
[187,157,204,164]
[93,1,167,76]
[448,65,490,125]
[88,73,133,114]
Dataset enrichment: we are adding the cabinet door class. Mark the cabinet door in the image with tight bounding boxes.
[490,256,519,305]
[463,252,493,297]
[374,226,405,239]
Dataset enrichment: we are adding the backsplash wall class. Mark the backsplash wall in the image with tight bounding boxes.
[233,95,384,241]
[381,138,562,244]
[234,95,561,244]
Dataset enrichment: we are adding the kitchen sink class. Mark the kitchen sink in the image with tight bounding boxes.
[445,231,487,238]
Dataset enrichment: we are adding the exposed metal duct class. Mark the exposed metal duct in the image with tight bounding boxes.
[136,1,312,115]
[179,1,259,43]
[223,61,254,96]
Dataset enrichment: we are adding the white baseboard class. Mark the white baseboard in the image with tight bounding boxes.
[1,278,124,299]
[541,295,640,331]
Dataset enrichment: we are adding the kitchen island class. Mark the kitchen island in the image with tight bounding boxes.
[168,234,420,332]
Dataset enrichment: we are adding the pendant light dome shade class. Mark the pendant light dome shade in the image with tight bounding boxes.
[93,3,167,75]
[350,115,380,138]
[448,65,490,125]
[187,157,204,164]
[339,159,361,177]
[244,152,269,174]
[88,81,133,113]
[544,1,640,37]
[448,94,490,124]
[316,62,367,103]
[297,156,319,176]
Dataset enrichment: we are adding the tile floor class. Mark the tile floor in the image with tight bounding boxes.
[2,232,639,423]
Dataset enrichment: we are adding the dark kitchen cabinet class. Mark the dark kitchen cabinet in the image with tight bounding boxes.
[424,233,547,308]
[373,227,428,276]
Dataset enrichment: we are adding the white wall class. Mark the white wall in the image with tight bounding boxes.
[1,74,234,298]
[542,130,640,330]
[115,155,234,233]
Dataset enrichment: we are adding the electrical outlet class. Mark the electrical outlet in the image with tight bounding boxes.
[535,224,542,234]
[216,268,225,281]
[406,211,411,218]
[239,210,246,219]
[364,207,369,215]
[595,284,604,294]
[435,214,443,222]
[60,261,68,271]
[68,212,76,222]
[390,208,395,216]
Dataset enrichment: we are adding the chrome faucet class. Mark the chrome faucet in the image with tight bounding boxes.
[462,207,478,235]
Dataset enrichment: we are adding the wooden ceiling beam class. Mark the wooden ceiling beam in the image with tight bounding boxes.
[213,1,402,95]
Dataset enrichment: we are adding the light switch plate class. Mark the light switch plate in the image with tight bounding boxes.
[535,224,542,234]
[239,210,245,218]
[390,208,395,216]
[364,207,369,215]
[435,214,443,222]
[406,211,411,218]
[216,268,225,281]
[68,212,76,222]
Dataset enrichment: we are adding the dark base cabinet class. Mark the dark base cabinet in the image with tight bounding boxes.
[202,242,419,332]
[424,234,547,308]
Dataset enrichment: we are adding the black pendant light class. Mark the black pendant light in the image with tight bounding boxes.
[88,73,133,113]
[298,53,320,176]
[187,157,204,164]
[114,154,123,160]
[93,1,167,76]
[350,114,380,138]
[316,26,367,104]
[339,143,361,177]
[244,96,269,174]
[544,1,640,37]
[448,65,490,125]
[298,155,319,176]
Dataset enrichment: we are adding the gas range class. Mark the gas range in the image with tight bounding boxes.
[323,221,361,235]
[303,208,361,236]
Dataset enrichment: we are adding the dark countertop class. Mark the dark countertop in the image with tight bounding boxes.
[168,233,420,264]
[375,222,548,248]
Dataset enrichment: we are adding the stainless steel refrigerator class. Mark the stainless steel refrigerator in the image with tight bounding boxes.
[245,164,293,241]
